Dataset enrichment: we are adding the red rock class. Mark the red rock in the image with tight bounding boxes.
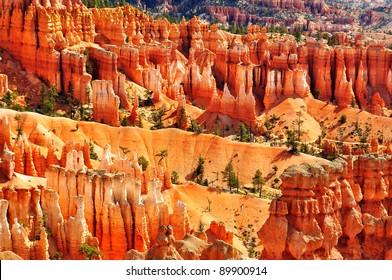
[128,96,139,126]
[370,138,379,153]
[258,200,288,259]
[65,196,99,260]
[170,201,190,241]
[87,46,128,108]
[61,49,92,104]
[3,186,49,260]
[0,117,12,152]
[40,186,68,256]
[0,144,15,180]
[172,234,208,260]
[92,7,126,47]
[260,155,392,260]
[145,225,183,260]
[0,2,95,93]
[354,61,368,109]
[32,146,46,177]
[200,240,241,260]
[0,73,8,97]
[341,144,352,155]
[10,220,31,260]
[176,94,190,130]
[334,48,354,107]
[370,92,385,116]
[207,84,257,124]
[322,141,338,157]
[310,43,333,101]
[0,200,12,252]
[207,220,234,245]
[46,140,60,167]
[92,80,120,127]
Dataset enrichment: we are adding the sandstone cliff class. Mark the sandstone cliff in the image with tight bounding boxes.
[127,224,241,260]
[0,73,8,97]
[91,80,120,127]
[259,155,392,260]
[1,3,391,123]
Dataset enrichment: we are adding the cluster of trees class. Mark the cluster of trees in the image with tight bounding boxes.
[293,27,303,43]
[155,13,180,24]
[37,84,58,116]
[217,21,248,35]
[1,90,25,111]
[150,107,167,130]
[193,155,208,186]
[266,24,288,35]
[81,0,127,8]
[222,160,239,192]
[188,153,270,199]
[285,111,304,154]
[315,30,339,46]
[79,243,101,260]
[237,122,254,143]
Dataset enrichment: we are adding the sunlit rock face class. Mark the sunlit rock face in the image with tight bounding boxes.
[259,155,392,260]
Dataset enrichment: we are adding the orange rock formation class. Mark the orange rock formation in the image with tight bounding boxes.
[0,73,8,97]
[259,156,392,260]
[92,80,120,126]
[1,2,391,120]
[127,225,241,260]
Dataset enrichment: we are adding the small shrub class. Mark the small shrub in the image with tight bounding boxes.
[51,252,61,260]
[171,170,179,184]
[313,89,321,100]
[339,114,347,124]
[197,220,205,232]
[89,141,98,160]
[187,119,203,133]
[138,155,149,171]
[79,243,101,260]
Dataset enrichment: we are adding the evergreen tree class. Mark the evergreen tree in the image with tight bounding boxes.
[285,129,299,154]
[238,122,253,142]
[155,149,168,166]
[39,84,58,116]
[193,154,208,186]
[79,244,101,260]
[171,170,179,184]
[293,27,302,43]
[138,155,149,171]
[252,169,265,198]
[222,161,239,192]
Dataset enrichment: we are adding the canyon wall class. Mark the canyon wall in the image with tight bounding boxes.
[259,155,392,260]
[259,0,330,14]
[91,80,120,126]
[0,146,191,260]
[0,73,8,97]
[0,3,391,122]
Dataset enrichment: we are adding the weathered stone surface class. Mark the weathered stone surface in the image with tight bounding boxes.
[0,73,8,97]
[0,1,95,93]
[258,200,288,259]
[61,49,92,104]
[170,201,190,241]
[259,156,392,260]
[206,220,234,245]
[207,84,256,124]
[0,200,12,252]
[145,225,183,260]
[92,80,120,127]
[0,144,15,180]
[200,240,241,260]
